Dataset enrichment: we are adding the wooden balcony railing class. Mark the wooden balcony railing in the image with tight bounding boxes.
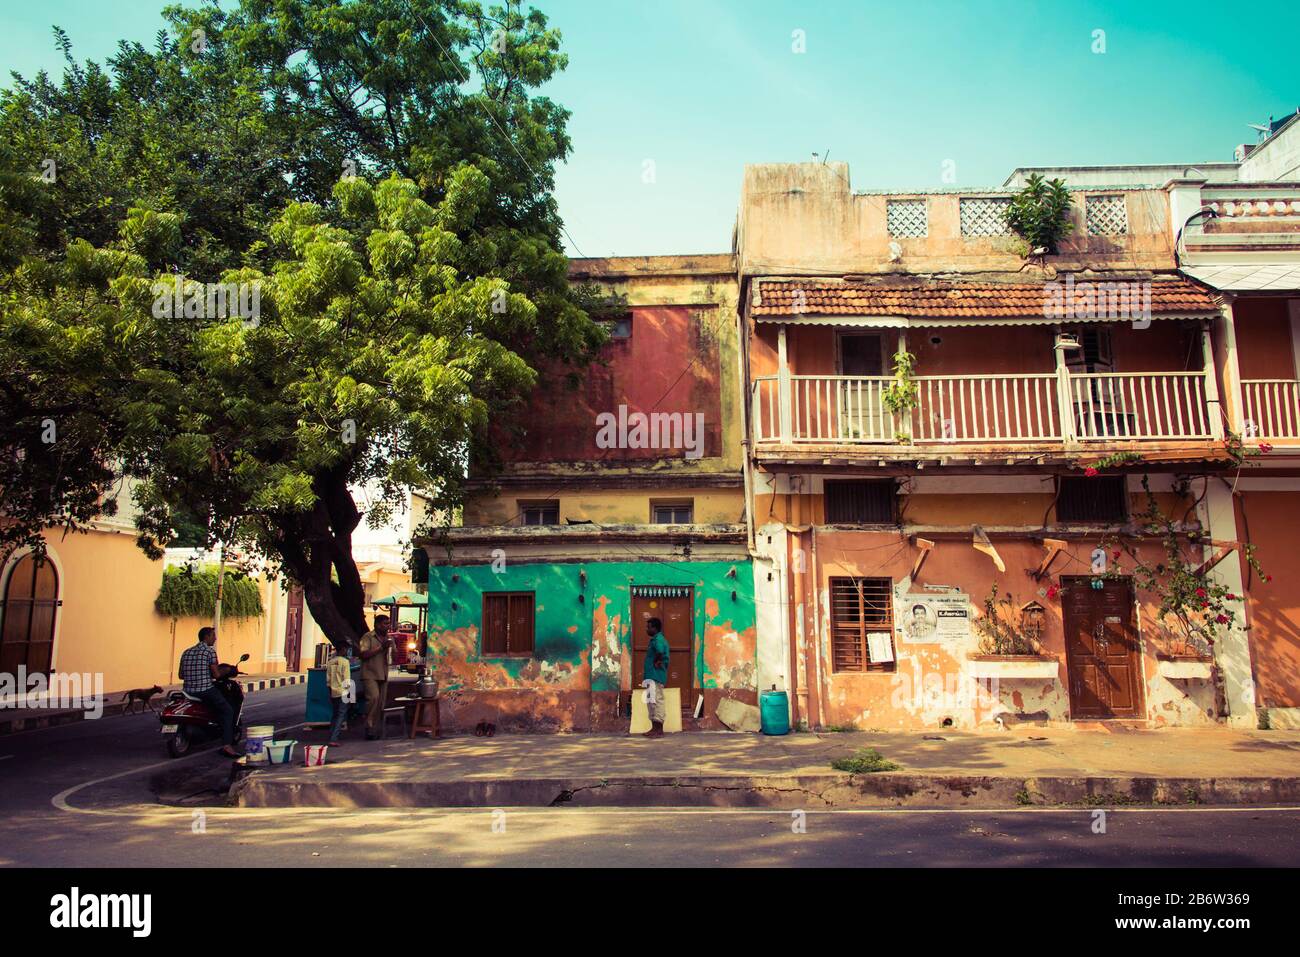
[752,370,1220,446]
[1241,379,1300,441]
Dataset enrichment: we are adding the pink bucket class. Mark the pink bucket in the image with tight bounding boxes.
[302,744,329,766]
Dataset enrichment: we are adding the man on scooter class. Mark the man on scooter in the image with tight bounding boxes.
[179,626,242,758]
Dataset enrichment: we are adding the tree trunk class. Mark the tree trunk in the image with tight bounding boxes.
[272,464,370,652]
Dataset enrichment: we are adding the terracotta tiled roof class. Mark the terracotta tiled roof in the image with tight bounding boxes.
[751,276,1219,318]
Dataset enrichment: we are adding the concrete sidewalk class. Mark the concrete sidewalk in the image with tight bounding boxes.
[0,672,306,735]
[230,725,1300,809]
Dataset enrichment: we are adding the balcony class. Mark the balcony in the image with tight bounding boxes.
[1242,379,1300,442]
[752,370,1220,451]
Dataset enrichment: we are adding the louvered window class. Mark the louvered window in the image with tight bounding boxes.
[829,577,896,672]
[824,480,895,524]
[1056,476,1128,523]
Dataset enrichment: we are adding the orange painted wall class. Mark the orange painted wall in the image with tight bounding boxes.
[1233,298,1296,381]
[751,320,1202,380]
[777,506,1219,730]
[5,527,276,694]
[1236,491,1300,708]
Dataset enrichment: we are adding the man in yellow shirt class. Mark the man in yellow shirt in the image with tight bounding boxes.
[325,647,353,745]
[357,615,393,740]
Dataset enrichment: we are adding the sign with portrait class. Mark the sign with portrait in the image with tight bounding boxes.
[896,592,973,644]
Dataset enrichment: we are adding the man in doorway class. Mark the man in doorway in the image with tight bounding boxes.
[358,614,394,740]
[642,617,669,738]
[179,626,241,758]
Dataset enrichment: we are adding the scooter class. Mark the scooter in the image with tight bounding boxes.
[159,654,249,758]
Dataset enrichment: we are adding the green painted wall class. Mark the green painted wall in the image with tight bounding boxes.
[424,559,755,693]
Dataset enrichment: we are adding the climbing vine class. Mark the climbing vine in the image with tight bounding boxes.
[155,565,263,620]
[1098,477,1267,658]
[974,583,1042,656]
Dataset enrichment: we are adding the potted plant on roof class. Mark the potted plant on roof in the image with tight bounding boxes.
[1005,173,1075,259]
[967,584,1060,679]
[881,347,918,444]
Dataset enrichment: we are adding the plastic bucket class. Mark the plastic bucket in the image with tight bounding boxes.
[760,690,791,736]
[303,744,329,767]
[245,725,275,763]
[264,740,297,765]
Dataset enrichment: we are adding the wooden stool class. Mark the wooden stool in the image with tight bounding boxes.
[409,697,440,738]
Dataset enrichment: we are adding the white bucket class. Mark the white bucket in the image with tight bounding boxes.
[265,740,297,765]
[245,725,275,764]
[303,744,329,767]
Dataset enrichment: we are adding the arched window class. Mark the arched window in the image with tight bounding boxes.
[2,553,59,677]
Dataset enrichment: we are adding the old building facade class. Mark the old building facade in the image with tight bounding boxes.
[422,116,1300,733]
[421,255,757,732]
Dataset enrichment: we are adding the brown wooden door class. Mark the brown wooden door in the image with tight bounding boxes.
[1062,577,1144,719]
[632,588,693,706]
[284,585,304,672]
[1,554,58,677]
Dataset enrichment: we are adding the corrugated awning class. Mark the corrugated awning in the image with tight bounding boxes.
[1182,263,1300,293]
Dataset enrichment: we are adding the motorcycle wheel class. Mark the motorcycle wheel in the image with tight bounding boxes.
[166,726,193,758]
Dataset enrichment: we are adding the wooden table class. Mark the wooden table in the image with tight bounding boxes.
[394,695,440,739]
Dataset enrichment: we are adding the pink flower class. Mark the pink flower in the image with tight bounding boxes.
[1046,584,1060,600]
[1195,588,1207,599]
[1225,593,1238,601]
[1215,614,1230,625]
[1085,466,1099,477]
[1260,442,1274,453]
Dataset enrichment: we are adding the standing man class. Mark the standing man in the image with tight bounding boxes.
[641,617,669,738]
[179,626,241,758]
[325,646,353,746]
[358,614,393,740]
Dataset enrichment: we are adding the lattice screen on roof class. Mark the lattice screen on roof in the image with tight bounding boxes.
[1085,195,1128,236]
[959,197,1011,236]
[886,199,928,237]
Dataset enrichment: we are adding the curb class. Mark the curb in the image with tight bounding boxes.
[228,770,1300,810]
[0,672,307,736]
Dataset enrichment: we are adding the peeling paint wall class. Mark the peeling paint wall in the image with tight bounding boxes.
[423,559,755,732]
[769,512,1226,732]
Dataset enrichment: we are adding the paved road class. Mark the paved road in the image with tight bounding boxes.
[2,686,1299,867]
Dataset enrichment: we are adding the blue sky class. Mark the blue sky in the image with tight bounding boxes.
[4,0,1298,256]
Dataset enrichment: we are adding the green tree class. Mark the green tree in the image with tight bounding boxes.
[1,0,614,647]
[1005,173,1075,255]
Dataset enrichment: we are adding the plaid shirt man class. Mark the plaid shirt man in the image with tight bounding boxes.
[179,641,218,694]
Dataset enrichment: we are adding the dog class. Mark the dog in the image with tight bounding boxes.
[121,686,164,714]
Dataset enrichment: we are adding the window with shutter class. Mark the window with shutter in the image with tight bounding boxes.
[481,592,535,655]
[824,480,896,524]
[829,577,895,672]
[1056,476,1128,523]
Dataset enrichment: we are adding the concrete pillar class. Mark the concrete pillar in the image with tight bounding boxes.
[753,520,791,720]
[1199,480,1256,726]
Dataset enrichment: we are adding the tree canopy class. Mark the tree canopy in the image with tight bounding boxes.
[1,0,616,648]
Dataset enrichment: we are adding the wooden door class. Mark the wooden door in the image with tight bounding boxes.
[284,585,304,672]
[1,554,58,677]
[1062,577,1144,718]
[631,587,693,705]
[837,333,889,439]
